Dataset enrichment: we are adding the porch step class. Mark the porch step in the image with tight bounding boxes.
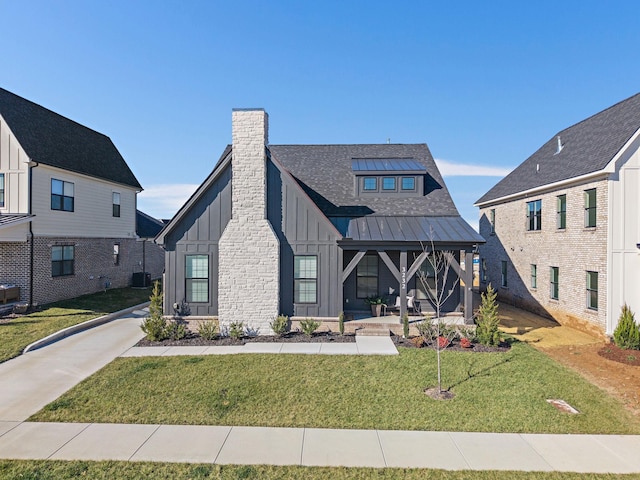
[356,328,392,337]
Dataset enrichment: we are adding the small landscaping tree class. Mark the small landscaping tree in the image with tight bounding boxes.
[141,281,167,341]
[338,311,345,335]
[415,235,461,396]
[613,304,640,350]
[476,284,502,346]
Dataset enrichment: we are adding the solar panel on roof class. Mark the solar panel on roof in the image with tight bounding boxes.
[351,158,426,172]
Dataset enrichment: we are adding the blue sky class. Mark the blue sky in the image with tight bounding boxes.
[2,1,640,230]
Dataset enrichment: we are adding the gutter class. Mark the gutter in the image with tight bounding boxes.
[28,161,38,308]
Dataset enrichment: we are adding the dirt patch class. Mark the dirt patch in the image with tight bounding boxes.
[496,300,640,416]
[424,387,455,400]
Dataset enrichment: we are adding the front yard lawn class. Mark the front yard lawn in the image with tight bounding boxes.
[1,461,638,480]
[0,286,152,363]
[30,343,640,434]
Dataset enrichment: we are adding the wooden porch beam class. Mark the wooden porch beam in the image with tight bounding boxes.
[407,251,427,281]
[341,250,366,284]
[377,251,400,282]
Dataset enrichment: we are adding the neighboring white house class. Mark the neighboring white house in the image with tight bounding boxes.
[475,93,640,337]
[0,87,158,306]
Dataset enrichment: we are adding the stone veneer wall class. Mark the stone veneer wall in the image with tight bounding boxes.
[478,178,608,336]
[218,109,280,334]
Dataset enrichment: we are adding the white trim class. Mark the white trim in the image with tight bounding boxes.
[475,170,609,207]
[603,127,640,173]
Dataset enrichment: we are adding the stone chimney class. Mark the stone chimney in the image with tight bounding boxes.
[218,109,280,333]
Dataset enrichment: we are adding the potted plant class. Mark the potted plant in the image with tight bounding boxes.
[365,295,387,317]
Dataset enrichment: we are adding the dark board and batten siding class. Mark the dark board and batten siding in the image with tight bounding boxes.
[163,165,232,316]
[267,160,341,318]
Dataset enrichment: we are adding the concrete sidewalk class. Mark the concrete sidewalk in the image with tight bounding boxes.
[0,421,639,473]
[0,308,148,422]
[121,335,399,357]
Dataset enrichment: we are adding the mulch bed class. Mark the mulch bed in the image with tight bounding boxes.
[138,331,510,352]
[598,343,640,366]
[136,331,357,347]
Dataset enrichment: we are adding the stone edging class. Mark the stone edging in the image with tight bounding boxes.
[23,302,150,354]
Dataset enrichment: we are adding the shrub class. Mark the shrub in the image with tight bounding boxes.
[459,337,472,348]
[613,304,640,350]
[458,325,477,343]
[402,312,410,338]
[416,317,437,345]
[165,318,187,340]
[476,284,502,346]
[270,315,290,336]
[141,281,167,341]
[437,336,450,349]
[338,311,345,335]
[229,321,244,340]
[198,318,219,340]
[410,336,425,348]
[300,318,320,337]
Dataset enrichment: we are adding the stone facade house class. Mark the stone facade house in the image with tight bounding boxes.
[156,109,483,333]
[476,93,640,336]
[0,87,158,306]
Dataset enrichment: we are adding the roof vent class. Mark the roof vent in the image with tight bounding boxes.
[554,136,564,155]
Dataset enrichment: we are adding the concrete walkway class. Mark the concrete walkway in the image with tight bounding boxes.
[1,309,640,473]
[0,421,640,473]
[0,308,148,422]
[121,335,399,357]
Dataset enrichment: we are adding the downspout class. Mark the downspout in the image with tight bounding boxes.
[28,161,38,308]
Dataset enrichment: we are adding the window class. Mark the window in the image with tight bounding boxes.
[501,260,508,288]
[51,179,74,212]
[363,177,377,191]
[52,245,74,277]
[584,188,596,227]
[550,266,559,300]
[356,254,378,298]
[294,255,317,303]
[526,199,542,231]
[401,177,415,190]
[530,264,537,289]
[112,192,121,217]
[382,177,396,190]
[490,209,496,234]
[113,244,120,265]
[416,256,436,300]
[185,255,209,303]
[557,195,566,229]
[481,258,487,283]
[586,271,598,310]
[0,173,4,208]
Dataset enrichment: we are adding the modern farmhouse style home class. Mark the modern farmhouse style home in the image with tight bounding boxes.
[156,109,483,333]
[476,93,640,336]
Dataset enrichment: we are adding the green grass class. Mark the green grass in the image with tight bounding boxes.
[30,343,640,434]
[0,285,153,363]
[1,461,639,480]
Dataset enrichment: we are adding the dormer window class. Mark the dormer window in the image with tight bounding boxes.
[401,177,415,191]
[382,177,396,190]
[363,177,377,191]
[352,158,426,197]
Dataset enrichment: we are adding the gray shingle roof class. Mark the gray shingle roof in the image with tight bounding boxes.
[0,88,142,190]
[269,144,459,217]
[136,210,165,238]
[476,92,640,205]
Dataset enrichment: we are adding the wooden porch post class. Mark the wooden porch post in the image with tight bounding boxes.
[464,250,474,324]
[400,251,407,319]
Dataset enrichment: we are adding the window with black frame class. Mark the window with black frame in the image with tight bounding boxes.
[356,254,378,298]
[185,255,209,303]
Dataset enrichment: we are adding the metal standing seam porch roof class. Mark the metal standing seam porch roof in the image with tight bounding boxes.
[0,214,35,230]
[332,215,484,244]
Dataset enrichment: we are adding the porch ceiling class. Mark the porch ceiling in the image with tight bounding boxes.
[336,215,484,244]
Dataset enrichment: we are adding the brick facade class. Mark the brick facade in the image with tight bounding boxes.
[479,178,608,336]
[1,235,163,307]
[218,109,280,334]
